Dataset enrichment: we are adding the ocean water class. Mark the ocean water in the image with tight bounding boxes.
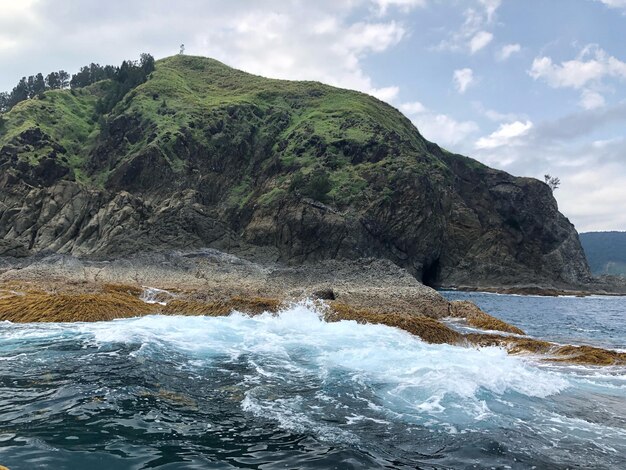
[0,297,624,469]
[443,291,626,350]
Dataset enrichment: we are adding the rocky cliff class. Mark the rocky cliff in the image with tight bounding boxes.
[0,55,591,289]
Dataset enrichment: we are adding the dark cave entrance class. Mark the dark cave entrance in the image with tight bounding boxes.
[421,257,441,287]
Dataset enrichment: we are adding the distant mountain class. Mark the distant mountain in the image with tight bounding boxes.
[0,55,591,289]
[580,232,626,277]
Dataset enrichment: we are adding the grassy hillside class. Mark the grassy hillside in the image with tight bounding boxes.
[1,54,590,289]
[1,55,445,204]
[580,232,626,276]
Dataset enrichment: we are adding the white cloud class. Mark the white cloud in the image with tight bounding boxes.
[596,0,626,10]
[479,0,502,22]
[579,89,606,110]
[0,0,39,18]
[371,85,400,102]
[414,113,479,146]
[471,106,626,231]
[434,1,500,54]
[0,0,406,104]
[529,45,626,110]
[223,10,408,100]
[560,167,626,231]
[341,21,406,54]
[453,68,474,93]
[0,0,40,54]
[529,45,626,89]
[469,30,493,53]
[0,37,18,51]
[373,0,427,14]
[400,100,479,147]
[472,101,520,122]
[475,120,533,149]
[497,43,521,61]
[400,101,427,114]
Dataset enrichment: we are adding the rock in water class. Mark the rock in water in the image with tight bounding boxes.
[0,55,590,290]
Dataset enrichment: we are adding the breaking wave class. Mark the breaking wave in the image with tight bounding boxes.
[0,300,624,468]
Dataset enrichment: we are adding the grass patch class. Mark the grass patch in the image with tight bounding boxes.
[0,53,484,202]
[225,178,254,209]
[257,187,287,206]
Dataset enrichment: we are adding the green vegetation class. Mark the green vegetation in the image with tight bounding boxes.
[580,231,626,276]
[226,178,254,209]
[257,187,287,207]
[0,54,154,113]
[0,70,70,112]
[0,86,101,175]
[0,54,479,209]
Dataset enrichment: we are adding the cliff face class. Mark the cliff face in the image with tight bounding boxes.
[0,55,591,289]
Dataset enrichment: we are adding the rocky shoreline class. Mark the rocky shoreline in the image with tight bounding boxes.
[0,250,449,317]
[441,282,626,297]
[1,250,625,367]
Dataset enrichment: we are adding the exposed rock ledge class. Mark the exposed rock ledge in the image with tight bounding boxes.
[0,250,449,317]
[0,250,624,366]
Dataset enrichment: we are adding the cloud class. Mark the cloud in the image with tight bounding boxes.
[529,45,626,110]
[414,114,479,147]
[579,89,606,110]
[435,1,500,54]
[472,101,521,122]
[400,100,479,147]
[453,68,474,93]
[399,101,427,114]
[475,120,533,149]
[469,31,493,53]
[529,45,626,89]
[497,43,521,61]
[478,138,626,232]
[529,101,626,142]
[341,20,406,54]
[596,0,626,10]
[561,164,626,231]
[471,105,626,231]
[371,85,400,102]
[373,0,427,14]
[0,0,408,104]
[479,0,502,22]
[0,0,41,55]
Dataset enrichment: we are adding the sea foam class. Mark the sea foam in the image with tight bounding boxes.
[64,300,571,432]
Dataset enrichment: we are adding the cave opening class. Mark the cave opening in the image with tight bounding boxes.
[421,257,441,287]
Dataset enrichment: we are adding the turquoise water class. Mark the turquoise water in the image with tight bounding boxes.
[0,297,625,469]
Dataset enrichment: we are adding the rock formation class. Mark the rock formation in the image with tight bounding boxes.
[0,55,591,290]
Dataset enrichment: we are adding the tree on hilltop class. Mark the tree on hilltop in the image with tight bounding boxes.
[544,174,560,192]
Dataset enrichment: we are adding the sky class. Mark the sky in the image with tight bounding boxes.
[1,0,625,232]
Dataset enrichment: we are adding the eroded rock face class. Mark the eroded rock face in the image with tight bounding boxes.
[0,56,593,290]
[434,154,592,288]
[0,159,591,291]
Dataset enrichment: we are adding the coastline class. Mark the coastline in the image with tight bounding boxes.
[1,250,624,366]
[438,280,626,297]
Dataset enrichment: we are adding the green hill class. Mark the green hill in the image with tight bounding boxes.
[0,55,591,289]
[580,232,626,276]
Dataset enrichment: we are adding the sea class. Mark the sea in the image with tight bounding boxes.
[0,292,624,469]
